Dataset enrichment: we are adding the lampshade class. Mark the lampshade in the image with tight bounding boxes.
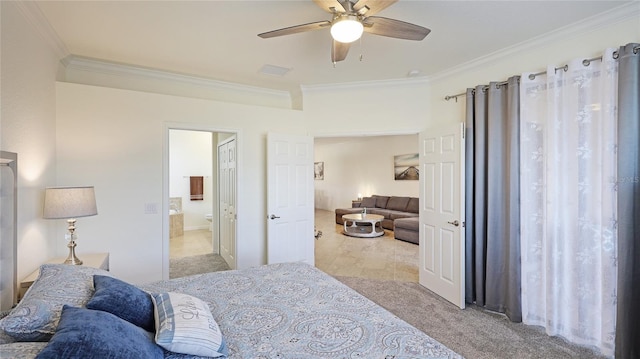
[43,186,98,219]
[330,15,363,43]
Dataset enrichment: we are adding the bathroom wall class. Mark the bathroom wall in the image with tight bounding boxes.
[169,129,213,231]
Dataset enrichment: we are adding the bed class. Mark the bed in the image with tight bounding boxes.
[0,262,463,358]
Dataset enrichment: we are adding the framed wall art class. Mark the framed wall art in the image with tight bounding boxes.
[394,153,419,180]
[314,162,324,180]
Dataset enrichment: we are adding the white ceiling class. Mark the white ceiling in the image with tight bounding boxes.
[36,1,630,93]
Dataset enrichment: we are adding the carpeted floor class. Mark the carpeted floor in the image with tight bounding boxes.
[166,258,605,358]
[169,253,230,279]
[335,276,605,359]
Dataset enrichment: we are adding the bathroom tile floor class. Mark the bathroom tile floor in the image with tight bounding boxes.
[314,209,419,282]
[170,229,213,259]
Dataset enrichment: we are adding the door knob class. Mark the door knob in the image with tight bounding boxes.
[447,220,460,227]
[269,214,280,220]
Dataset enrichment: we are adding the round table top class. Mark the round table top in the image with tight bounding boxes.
[342,213,384,221]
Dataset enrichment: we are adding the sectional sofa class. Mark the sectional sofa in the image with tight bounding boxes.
[335,195,419,244]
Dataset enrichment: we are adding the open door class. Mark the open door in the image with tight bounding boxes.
[218,136,237,269]
[266,133,314,264]
[419,122,465,308]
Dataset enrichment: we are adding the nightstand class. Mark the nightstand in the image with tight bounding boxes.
[18,253,109,301]
[352,200,362,208]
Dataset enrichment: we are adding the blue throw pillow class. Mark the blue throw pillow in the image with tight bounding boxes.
[86,275,155,332]
[35,305,163,359]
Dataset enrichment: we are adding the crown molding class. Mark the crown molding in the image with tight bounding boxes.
[13,1,69,60]
[426,2,640,83]
[313,129,420,138]
[63,55,291,100]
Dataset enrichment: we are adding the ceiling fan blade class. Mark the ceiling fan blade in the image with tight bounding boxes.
[363,16,430,41]
[353,0,398,16]
[258,20,331,39]
[313,0,347,13]
[332,40,351,63]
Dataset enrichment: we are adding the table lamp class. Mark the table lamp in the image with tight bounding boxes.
[43,186,97,265]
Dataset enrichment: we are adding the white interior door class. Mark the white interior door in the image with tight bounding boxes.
[218,137,236,269]
[419,122,465,308]
[266,132,314,264]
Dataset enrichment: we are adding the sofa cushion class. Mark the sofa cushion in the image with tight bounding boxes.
[394,217,420,230]
[406,198,419,213]
[361,197,376,208]
[386,197,410,211]
[389,212,419,220]
[368,209,392,219]
[373,195,390,208]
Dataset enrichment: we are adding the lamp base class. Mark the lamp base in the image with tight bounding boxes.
[64,238,83,265]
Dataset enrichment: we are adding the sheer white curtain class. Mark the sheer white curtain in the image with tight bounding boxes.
[520,48,618,356]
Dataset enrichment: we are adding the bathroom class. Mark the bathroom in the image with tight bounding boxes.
[168,129,215,260]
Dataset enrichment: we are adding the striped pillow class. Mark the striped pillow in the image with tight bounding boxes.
[151,292,227,358]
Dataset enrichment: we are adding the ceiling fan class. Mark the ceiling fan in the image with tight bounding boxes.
[258,0,431,64]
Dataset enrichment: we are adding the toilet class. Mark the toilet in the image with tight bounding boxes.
[205,214,213,231]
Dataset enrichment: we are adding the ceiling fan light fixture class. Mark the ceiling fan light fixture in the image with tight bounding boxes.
[330,15,363,43]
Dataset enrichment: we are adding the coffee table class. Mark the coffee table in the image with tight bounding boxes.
[342,213,385,238]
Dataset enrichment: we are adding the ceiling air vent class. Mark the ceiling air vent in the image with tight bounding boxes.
[259,64,291,77]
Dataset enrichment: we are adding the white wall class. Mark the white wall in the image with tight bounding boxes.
[55,82,306,283]
[1,2,62,280]
[5,1,638,285]
[302,79,430,136]
[427,5,640,129]
[54,8,638,285]
[169,129,212,230]
[314,135,419,210]
[302,4,640,135]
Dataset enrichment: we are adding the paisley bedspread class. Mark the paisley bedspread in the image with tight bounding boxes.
[140,262,463,359]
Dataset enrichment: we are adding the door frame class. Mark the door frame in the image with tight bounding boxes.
[162,122,241,280]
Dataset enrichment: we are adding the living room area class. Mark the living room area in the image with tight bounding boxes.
[313,134,420,282]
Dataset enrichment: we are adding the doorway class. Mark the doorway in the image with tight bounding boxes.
[164,126,237,279]
[313,134,420,281]
[168,129,213,260]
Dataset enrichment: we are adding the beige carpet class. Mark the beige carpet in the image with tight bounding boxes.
[169,253,230,279]
[335,276,605,359]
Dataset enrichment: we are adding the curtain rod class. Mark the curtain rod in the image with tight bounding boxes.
[444,44,639,101]
[444,92,466,102]
[444,79,515,101]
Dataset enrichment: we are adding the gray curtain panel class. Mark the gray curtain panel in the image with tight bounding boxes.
[464,76,522,322]
[615,43,640,359]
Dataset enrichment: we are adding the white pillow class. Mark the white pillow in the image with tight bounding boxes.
[151,292,227,358]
